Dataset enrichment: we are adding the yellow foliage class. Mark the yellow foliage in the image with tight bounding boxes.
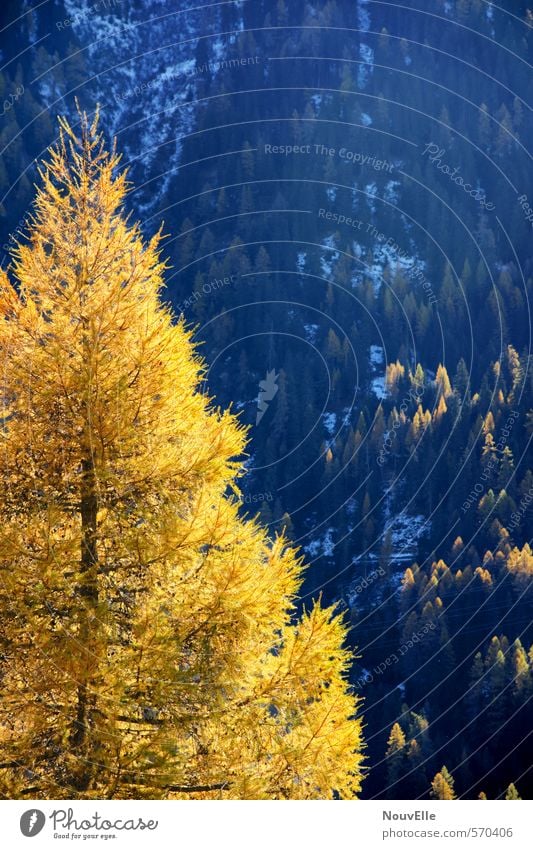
[506,543,533,589]
[430,768,456,800]
[0,111,364,800]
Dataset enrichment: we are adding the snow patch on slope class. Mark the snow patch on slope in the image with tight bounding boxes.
[304,527,335,558]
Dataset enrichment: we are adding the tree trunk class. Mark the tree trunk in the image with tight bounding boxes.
[69,453,99,790]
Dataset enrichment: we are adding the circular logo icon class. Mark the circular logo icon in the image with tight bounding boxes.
[20,809,46,837]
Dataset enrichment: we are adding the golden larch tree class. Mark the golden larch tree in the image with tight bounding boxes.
[0,111,364,800]
[430,767,456,800]
[505,783,521,800]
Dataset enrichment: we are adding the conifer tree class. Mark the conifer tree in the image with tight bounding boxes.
[430,766,456,800]
[385,722,407,790]
[466,652,485,721]
[0,111,364,800]
[510,638,531,697]
[435,364,452,399]
[505,783,521,800]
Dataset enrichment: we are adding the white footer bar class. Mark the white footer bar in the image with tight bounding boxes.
[2,799,530,848]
